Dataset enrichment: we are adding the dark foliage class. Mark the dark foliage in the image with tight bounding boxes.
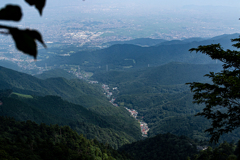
[192,141,237,160]
[187,38,240,143]
[0,116,133,160]
[120,133,198,160]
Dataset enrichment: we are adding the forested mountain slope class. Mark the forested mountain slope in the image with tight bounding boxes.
[0,66,114,112]
[120,132,240,160]
[0,67,142,148]
[0,91,141,149]
[0,116,133,160]
[119,133,199,160]
[0,66,101,100]
[92,62,222,90]
[92,62,240,142]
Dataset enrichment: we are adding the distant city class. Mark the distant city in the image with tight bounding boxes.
[0,2,240,75]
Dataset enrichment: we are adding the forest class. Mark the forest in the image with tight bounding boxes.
[0,116,132,160]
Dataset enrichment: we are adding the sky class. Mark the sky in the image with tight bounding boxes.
[2,0,240,10]
[44,0,240,8]
[1,0,239,19]
[1,0,240,40]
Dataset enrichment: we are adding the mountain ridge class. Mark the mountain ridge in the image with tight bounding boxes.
[35,33,240,73]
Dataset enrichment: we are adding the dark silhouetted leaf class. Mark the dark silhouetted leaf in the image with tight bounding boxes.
[9,28,46,59]
[0,5,22,21]
[24,0,46,15]
[25,29,47,48]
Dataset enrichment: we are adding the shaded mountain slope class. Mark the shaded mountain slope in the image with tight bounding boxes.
[119,133,198,160]
[0,116,133,160]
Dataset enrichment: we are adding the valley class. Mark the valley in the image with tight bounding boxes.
[102,82,150,137]
[1,34,240,159]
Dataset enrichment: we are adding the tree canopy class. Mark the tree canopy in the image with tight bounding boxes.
[187,38,240,143]
[0,0,46,59]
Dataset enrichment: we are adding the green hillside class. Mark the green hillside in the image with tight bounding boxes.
[119,133,198,160]
[192,141,238,160]
[0,66,112,108]
[0,66,142,148]
[92,62,222,90]
[148,114,240,143]
[91,62,240,142]
[116,91,211,140]
[0,116,133,160]
[120,132,240,160]
[0,92,140,149]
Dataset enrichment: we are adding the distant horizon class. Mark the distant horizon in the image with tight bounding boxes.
[0,1,240,42]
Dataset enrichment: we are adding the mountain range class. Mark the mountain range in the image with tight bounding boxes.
[35,33,239,73]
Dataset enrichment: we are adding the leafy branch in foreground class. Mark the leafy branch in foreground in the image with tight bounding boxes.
[0,0,46,59]
[187,38,240,143]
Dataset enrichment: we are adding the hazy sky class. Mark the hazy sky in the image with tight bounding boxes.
[2,0,240,8]
[1,0,239,17]
[44,0,240,7]
[1,0,240,39]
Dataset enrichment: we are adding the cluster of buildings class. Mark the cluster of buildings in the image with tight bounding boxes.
[102,84,112,98]
[125,107,150,137]
[140,122,149,137]
[125,108,138,119]
[102,84,118,107]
